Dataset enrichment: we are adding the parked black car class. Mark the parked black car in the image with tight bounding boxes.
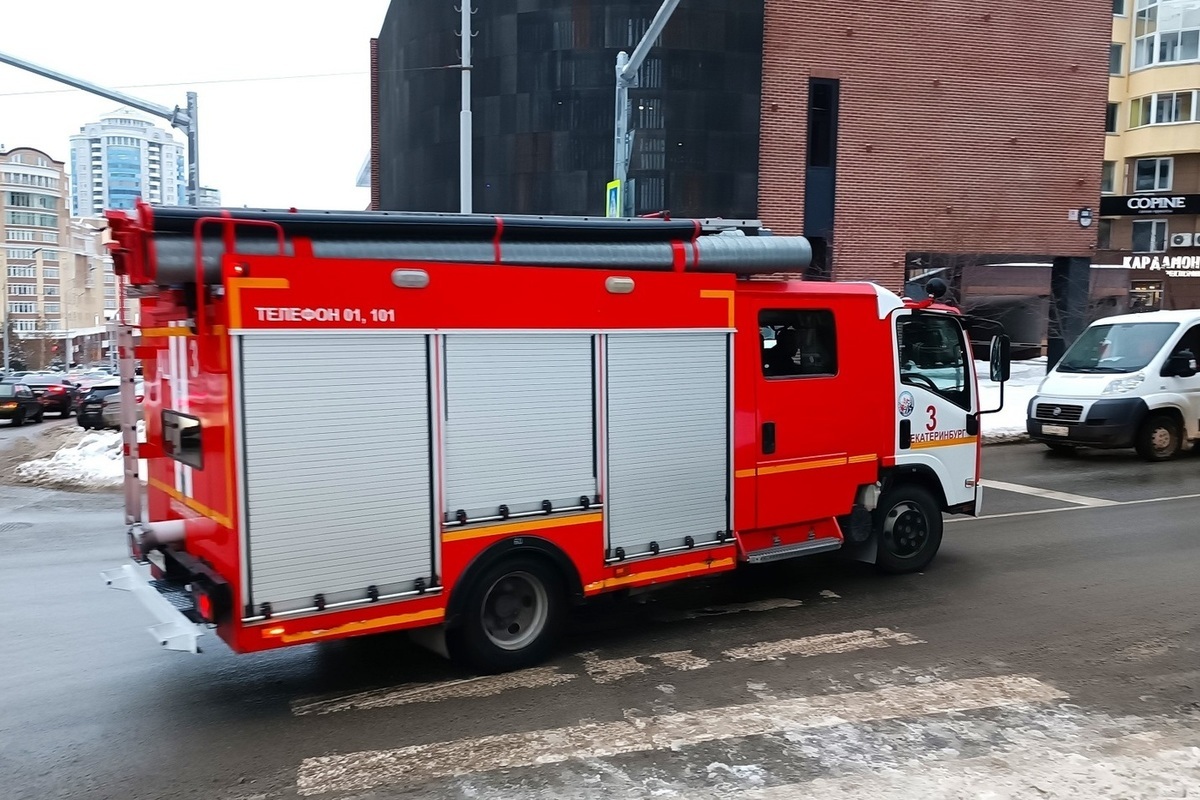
[19,375,79,417]
[0,382,45,426]
[77,380,122,429]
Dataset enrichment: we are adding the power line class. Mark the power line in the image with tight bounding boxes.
[0,64,465,98]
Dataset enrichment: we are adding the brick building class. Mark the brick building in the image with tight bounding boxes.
[371,1,1112,350]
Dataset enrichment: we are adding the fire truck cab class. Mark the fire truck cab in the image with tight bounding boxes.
[101,205,1009,673]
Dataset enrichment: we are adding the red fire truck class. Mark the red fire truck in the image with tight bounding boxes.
[101,203,1010,673]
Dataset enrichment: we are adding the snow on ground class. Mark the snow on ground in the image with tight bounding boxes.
[979,358,1045,444]
[11,422,146,492]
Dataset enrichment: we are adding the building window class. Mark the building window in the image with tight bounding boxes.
[1098,218,1113,250]
[1106,102,1119,132]
[759,309,838,378]
[44,286,59,297]
[6,247,35,259]
[808,81,838,168]
[1110,42,1125,74]
[13,320,37,332]
[1102,161,1117,193]
[1134,157,1173,191]
[1130,90,1198,127]
[104,300,118,310]
[7,266,35,278]
[7,302,37,314]
[1132,219,1169,252]
[9,284,36,296]
[7,230,35,241]
[1115,0,1128,14]
[41,267,59,279]
[43,303,60,314]
[104,286,117,298]
[41,232,57,243]
[1134,0,1200,69]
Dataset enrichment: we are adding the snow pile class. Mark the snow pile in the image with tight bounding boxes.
[979,358,1045,444]
[14,429,124,490]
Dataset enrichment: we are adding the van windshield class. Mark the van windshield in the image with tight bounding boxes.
[1056,322,1179,374]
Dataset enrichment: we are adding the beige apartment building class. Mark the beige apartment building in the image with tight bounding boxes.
[2,146,112,370]
[1101,0,1200,309]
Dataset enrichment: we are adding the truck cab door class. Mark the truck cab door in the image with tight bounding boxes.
[894,312,979,512]
[1160,323,1200,438]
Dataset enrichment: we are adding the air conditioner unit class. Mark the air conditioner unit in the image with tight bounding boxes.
[1170,232,1194,248]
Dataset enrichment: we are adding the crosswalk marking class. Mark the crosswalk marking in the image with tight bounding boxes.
[293,627,925,715]
[723,628,923,662]
[290,666,574,716]
[295,674,1066,796]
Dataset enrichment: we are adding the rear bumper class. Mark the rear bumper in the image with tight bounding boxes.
[1026,397,1146,448]
[101,563,204,653]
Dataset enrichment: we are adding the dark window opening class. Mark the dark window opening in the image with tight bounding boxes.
[162,409,203,469]
[1106,102,1119,133]
[759,308,838,378]
[806,237,831,280]
[807,80,837,168]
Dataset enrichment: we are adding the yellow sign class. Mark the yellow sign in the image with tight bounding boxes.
[606,180,622,218]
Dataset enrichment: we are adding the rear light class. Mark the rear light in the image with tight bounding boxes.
[46,386,66,394]
[190,581,231,625]
[136,394,144,403]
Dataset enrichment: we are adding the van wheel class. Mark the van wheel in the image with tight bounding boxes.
[874,484,943,574]
[1135,413,1181,462]
[447,556,564,674]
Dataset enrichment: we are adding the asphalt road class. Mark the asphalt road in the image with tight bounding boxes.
[2,442,1199,799]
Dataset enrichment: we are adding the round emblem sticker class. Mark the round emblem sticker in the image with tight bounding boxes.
[898,391,915,418]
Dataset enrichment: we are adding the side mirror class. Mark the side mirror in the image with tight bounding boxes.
[989,334,1012,383]
[1165,350,1198,378]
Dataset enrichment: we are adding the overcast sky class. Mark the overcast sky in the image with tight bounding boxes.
[0,0,392,211]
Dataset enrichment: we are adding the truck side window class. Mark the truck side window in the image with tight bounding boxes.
[759,309,838,378]
[162,410,203,469]
[896,314,971,410]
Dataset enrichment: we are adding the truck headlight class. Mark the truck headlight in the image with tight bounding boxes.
[1102,374,1145,395]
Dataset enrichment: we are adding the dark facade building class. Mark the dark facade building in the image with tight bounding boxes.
[372,1,1113,356]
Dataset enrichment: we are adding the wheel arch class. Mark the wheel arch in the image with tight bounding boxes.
[880,463,949,511]
[444,535,583,630]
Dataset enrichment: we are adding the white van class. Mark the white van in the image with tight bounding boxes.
[1026,309,1200,461]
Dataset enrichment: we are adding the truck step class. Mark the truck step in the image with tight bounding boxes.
[744,538,842,564]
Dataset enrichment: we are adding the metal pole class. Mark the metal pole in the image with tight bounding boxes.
[459,1,474,214]
[613,51,631,217]
[2,314,9,376]
[186,92,200,206]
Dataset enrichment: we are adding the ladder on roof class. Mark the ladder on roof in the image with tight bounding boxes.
[113,321,143,530]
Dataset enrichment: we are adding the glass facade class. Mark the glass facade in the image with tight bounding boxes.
[377,0,763,217]
[106,145,142,210]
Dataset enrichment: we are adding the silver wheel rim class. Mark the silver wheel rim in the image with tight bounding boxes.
[481,571,548,651]
[1151,426,1173,454]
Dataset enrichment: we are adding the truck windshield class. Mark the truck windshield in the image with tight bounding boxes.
[896,313,971,410]
[1056,322,1178,374]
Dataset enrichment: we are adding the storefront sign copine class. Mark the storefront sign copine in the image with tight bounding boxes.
[1123,255,1200,278]
[1100,194,1200,216]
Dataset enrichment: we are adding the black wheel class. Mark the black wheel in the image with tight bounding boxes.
[10,411,24,427]
[1044,442,1078,455]
[446,555,565,674]
[33,408,44,423]
[1134,413,1180,462]
[60,405,72,418]
[874,484,943,574]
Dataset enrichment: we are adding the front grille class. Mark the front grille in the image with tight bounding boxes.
[1035,403,1083,422]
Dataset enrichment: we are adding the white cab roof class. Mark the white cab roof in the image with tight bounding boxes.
[1092,309,1200,327]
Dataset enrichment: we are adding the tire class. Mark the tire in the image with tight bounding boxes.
[11,411,24,427]
[873,483,943,575]
[446,555,565,674]
[1044,442,1078,455]
[1134,413,1181,462]
[33,408,44,423]
[61,405,72,418]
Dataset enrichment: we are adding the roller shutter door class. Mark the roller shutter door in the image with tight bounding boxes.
[605,333,730,555]
[443,333,596,521]
[239,332,433,614]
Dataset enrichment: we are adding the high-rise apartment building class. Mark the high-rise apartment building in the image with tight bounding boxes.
[2,147,110,369]
[1100,0,1200,308]
[68,107,187,217]
[198,186,222,207]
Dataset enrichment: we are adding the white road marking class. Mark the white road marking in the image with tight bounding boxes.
[948,491,1200,523]
[982,479,1118,507]
[294,674,1067,796]
[290,666,574,716]
[653,650,711,671]
[580,651,650,684]
[819,590,841,599]
[723,628,924,663]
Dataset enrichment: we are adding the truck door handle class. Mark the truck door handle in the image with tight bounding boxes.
[966,413,979,436]
[762,422,776,455]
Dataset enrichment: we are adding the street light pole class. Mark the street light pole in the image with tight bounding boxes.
[0,50,201,205]
[457,1,475,214]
